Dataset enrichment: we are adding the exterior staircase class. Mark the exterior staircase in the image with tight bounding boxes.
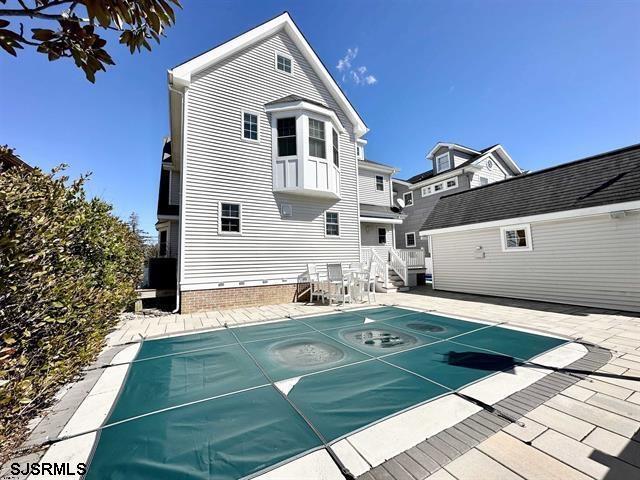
[376,267,409,293]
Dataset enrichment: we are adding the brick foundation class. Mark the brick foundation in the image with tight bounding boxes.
[180,283,310,313]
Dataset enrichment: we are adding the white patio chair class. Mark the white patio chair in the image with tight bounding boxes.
[364,261,377,303]
[326,263,352,305]
[306,263,326,304]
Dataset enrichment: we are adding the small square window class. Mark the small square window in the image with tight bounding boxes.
[378,227,387,245]
[446,179,456,188]
[434,183,443,192]
[375,175,384,191]
[403,191,413,206]
[220,203,241,234]
[243,112,258,141]
[500,224,532,252]
[421,186,431,197]
[276,53,292,74]
[479,176,488,186]
[325,211,339,236]
[406,232,416,247]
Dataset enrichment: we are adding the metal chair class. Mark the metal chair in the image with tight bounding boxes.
[326,263,352,305]
[306,263,326,304]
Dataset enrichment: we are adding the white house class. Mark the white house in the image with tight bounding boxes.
[155,12,421,312]
[420,144,640,313]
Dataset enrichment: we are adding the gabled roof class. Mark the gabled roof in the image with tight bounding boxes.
[169,12,367,137]
[421,143,640,232]
[398,143,521,184]
[359,158,397,174]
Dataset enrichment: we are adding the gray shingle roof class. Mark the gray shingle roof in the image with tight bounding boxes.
[265,94,332,111]
[360,158,396,170]
[401,144,498,184]
[422,144,640,231]
[360,203,403,219]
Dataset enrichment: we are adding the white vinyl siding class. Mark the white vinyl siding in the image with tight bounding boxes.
[470,156,507,187]
[358,170,390,206]
[431,212,640,313]
[182,31,359,287]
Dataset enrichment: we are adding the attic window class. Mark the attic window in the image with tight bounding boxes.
[276,53,292,74]
[436,153,451,172]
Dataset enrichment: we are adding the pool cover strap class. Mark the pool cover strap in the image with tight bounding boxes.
[223,324,357,480]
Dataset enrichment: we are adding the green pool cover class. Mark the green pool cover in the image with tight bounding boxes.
[86,306,567,479]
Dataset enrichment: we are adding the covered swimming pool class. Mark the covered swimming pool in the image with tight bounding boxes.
[80,306,578,479]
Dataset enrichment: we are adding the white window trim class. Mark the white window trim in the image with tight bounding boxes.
[274,51,294,76]
[403,191,413,206]
[325,211,340,238]
[218,201,243,236]
[240,109,260,143]
[377,227,387,245]
[308,116,328,161]
[422,176,458,196]
[435,152,451,172]
[158,225,169,257]
[500,224,533,252]
[375,175,384,191]
[405,232,416,247]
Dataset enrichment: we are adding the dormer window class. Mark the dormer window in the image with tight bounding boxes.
[277,117,296,156]
[436,152,451,172]
[309,118,326,158]
[275,53,293,74]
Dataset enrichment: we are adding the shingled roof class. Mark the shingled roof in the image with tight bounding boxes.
[400,144,499,184]
[422,143,640,232]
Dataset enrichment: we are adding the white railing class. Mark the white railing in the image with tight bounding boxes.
[362,247,389,287]
[395,248,426,268]
[389,248,408,284]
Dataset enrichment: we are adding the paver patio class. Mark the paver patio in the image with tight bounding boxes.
[4,286,640,480]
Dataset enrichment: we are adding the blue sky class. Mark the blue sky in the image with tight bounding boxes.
[1,0,639,235]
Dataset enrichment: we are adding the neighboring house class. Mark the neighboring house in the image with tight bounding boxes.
[393,143,523,255]
[158,12,377,312]
[421,144,640,313]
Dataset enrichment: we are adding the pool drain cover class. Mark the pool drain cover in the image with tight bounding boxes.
[406,322,445,333]
[341,327,418,350]
[270,340,345,367]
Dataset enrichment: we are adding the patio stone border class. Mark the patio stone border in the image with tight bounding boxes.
[358,343,612,480]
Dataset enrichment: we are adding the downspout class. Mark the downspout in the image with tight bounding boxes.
[169,76,186,313]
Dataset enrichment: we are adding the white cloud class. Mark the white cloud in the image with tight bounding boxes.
[336,47,377,86]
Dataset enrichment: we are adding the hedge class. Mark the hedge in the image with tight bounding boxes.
[0,165,144,451]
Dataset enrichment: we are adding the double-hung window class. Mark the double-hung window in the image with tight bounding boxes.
[403,191,413,206]
[436,153,451,172]
[158,230,167,256]
[325,211,339,236]
[332,129,339,167]
[405,232,416,247]
[242,112,258,141]
[220,203,241,234]
[309,119,326,158]
[277,117,296,157]
[378,227,387,244]
[375,175,384,191]
[500,224,532,252]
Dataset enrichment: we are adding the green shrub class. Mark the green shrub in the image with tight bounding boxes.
[0,165,144,449]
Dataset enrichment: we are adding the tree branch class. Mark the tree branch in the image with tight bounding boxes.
[0,1,74,17]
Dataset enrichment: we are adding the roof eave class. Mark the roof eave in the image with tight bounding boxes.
[168,12,368,137]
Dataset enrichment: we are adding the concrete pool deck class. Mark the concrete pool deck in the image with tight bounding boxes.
[4,286,640,479]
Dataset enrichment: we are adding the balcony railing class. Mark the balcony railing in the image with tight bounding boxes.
[395,248,426,268]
